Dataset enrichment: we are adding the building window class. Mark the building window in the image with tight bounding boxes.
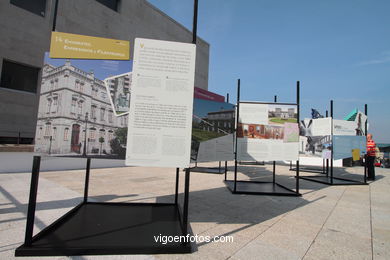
[80,82,84,93]
[0,59,40,93]
[78,101,83,115]
[55,78,59,88]
[52,127,57,140]
[10,0,46,17]
[108,110,113,123]
[71,98,76,114]
[37,127,42,140]
[96,0,119,12]
[100,108,105,121]
[91,105,97,120]
[52,97,58,113]
[89,128,96,141]
[64,128,69,141]
[46,98,52,113]
[44,123,51,136]
[75,80,80,91]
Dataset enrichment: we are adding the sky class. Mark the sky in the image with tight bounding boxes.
[147,0,390,143]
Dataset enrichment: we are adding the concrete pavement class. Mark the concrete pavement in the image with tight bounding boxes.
[0,160,389,259]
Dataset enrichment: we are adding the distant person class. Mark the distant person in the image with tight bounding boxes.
[366,133,376,180]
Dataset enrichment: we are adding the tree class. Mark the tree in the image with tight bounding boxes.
[110,127,127,158]
[99,137,105,155]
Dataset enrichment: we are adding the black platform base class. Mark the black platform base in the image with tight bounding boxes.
[290,166,326,174]
[238,161,265,165]
[299,175,367,185]
[15,202,193,256]
[225,180,301,196]
[189,167,224,174]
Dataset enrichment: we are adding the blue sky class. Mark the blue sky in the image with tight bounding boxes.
[148,0,390,143]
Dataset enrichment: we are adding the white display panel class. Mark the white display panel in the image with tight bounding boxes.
[125,38,196,167]
[300,117,332,136]
[333,119,357,136]
[196,134,234,162]
[237,103,299,161]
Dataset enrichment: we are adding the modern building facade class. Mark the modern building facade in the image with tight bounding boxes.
[0,0,209,144]
[34,60,128,155]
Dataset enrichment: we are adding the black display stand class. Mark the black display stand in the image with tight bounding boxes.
[224,80,301,197]
[238,161,265,166]
[15,157,194,256]
[190,161,227,174]
[299,101,368,186]
[290,159,329,174]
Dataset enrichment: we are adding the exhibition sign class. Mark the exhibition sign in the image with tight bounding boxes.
[299,117,332,159]
[125,38,196,168]
[33,52,132,156]
[236,102,299,161]
[50,31,130,60]
[192,98,235,162]
[333,135,366,160]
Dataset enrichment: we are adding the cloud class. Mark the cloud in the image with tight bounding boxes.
[357,51,390,66]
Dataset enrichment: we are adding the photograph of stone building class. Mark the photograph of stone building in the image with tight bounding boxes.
[105,72,132,116]
[268,104,298,124]
[34,56,129,156]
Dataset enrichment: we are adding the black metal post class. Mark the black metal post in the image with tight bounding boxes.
[326,110,328,117]
[24,156,41,246]
[273,94,277,184]
[272,161,276,184]
[219,161,221,173]
[226,93,229,103]
[296,81,300,193]
[224,161,228,181]
[330,100,334,184]
[326,159,329,177]
[183,168,190,235]
[52,0,59,31]
[83,158,91,203]
[364,104,368,183]
[83,112,89,157]
[234,79,240,193]
[48,136,52,155]
[17,132,21,145]
[175,168,179,205]
[192,0,198,44]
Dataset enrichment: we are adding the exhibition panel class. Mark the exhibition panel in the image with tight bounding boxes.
[225,80,301,196]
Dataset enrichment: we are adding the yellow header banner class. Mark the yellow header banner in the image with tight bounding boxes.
[50,32,130,60]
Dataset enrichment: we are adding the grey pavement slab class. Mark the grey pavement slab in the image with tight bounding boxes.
[0,161,389,259]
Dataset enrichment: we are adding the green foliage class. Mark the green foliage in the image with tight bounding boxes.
[192,128,225,142]
[269,118,297,124]
[110,127,127,158]
[99,137,105,143]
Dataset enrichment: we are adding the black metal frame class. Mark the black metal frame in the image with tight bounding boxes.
[224,80,301,196]
[190,160,228,174]
[299,100,368,186]
[15,157,193,256]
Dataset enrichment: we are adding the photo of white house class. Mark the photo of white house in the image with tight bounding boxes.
[34,55,130,156]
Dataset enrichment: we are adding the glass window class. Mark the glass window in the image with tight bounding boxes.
[96,0,119,12]
[10,0,46,17]
[52,127,57,140]
[0,59,40,93]
[64,128,69,141]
